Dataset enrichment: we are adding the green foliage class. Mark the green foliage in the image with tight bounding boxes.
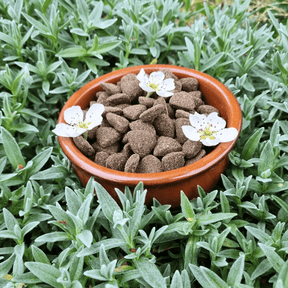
[1,0,288,287]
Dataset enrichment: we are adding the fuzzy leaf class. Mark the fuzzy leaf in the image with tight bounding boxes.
[170,270,183,288]
[258,141,275,175]
[94,182,121,223]
[77,230,93,247]
[134,257,166,288]
[0,255,15,278]
[56,47,87,58]
[1,127,25,169]
[77,238,126,257]
[180,191,195,221]
[31,245,50,264]
[227,254,245,286]
[30,166,68,180]
[258,243,284,273]
[241,128,264,160]
[197,213,237,225]
[35,232,71,243]
[25,262,62,288]
[251,258,272,280]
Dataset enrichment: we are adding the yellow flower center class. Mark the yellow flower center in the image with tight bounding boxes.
[199,125,216,140]
[78,122,91,129]
[149,83,159,91]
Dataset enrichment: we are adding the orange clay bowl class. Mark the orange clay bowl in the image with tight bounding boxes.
[57,64,242,207]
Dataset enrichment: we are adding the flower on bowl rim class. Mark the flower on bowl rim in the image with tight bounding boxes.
[182,112,238,146]
[53,103,105,138]
[136,68,175,97]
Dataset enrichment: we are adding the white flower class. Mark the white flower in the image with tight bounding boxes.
[136,68,175,97]
[182,112,238,146]
[53,103,105,137]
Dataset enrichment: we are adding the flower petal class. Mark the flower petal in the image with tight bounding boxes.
[157,90,174,97]
[206,112,226,131]
[139,83,154,92]
[85,103,105,122]
[201,138,220,146]
[162,78,175,91]
[189,112,206,130]
[87,116,103,130]
[149,71,165,82]
[182,125,200,141]
[136,68,146,82]
[64,106,83,125]
[52,123,85,137]
[214,127,238,142]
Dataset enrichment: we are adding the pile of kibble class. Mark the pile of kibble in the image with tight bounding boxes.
[73,69,219,173]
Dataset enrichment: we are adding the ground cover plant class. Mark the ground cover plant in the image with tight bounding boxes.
[1,0,288,287]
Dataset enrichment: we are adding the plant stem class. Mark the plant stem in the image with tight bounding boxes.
[146,92,153,98]
[83,131,88,141]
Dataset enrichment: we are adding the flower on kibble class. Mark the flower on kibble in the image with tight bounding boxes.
[182,112,238,146]
[53,104,105,137]
[136,68,175,97]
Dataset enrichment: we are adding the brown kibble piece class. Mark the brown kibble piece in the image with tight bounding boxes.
[124,154,140,173]
[122,133,129,144]
[120,74,143,101]
[123,105,147,120]
[106,113,130,134]
[175,109,190,119]
[102,106,123,117]
[114,104,131,109]
[173,80,182,93]
[122,143,132,157]
[99,118,112,128]
[96,91,109,105]
[189,91,202,99]
[175,118,190,144]
[96,127,122,148]
[129,119,156,135]
[138,96,155,108]
[139,104,165,122]
[153,97,166,107]
[166,104,175,119]
[154,113,175,138]
[73,136,95,159]
[169,92,198,111]
[136,155,163,173]
[160,69,178,81]
[127,130,157,157]
[106,153,128,171]
[106,93,131,106]
[100,83,121,95]
[197,105,220,115]
[182,140,202,159]
[179,78,198,91]
[185,149,206,166]
[96,91,108,99]
[94,151,110,166]
[87,126,98,140]
[153,136,182,157]
[92,141,120,155]
[162,152,185,171]
[188,93,204,108]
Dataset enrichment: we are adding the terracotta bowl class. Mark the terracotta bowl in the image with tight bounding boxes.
[57,65,242,207]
